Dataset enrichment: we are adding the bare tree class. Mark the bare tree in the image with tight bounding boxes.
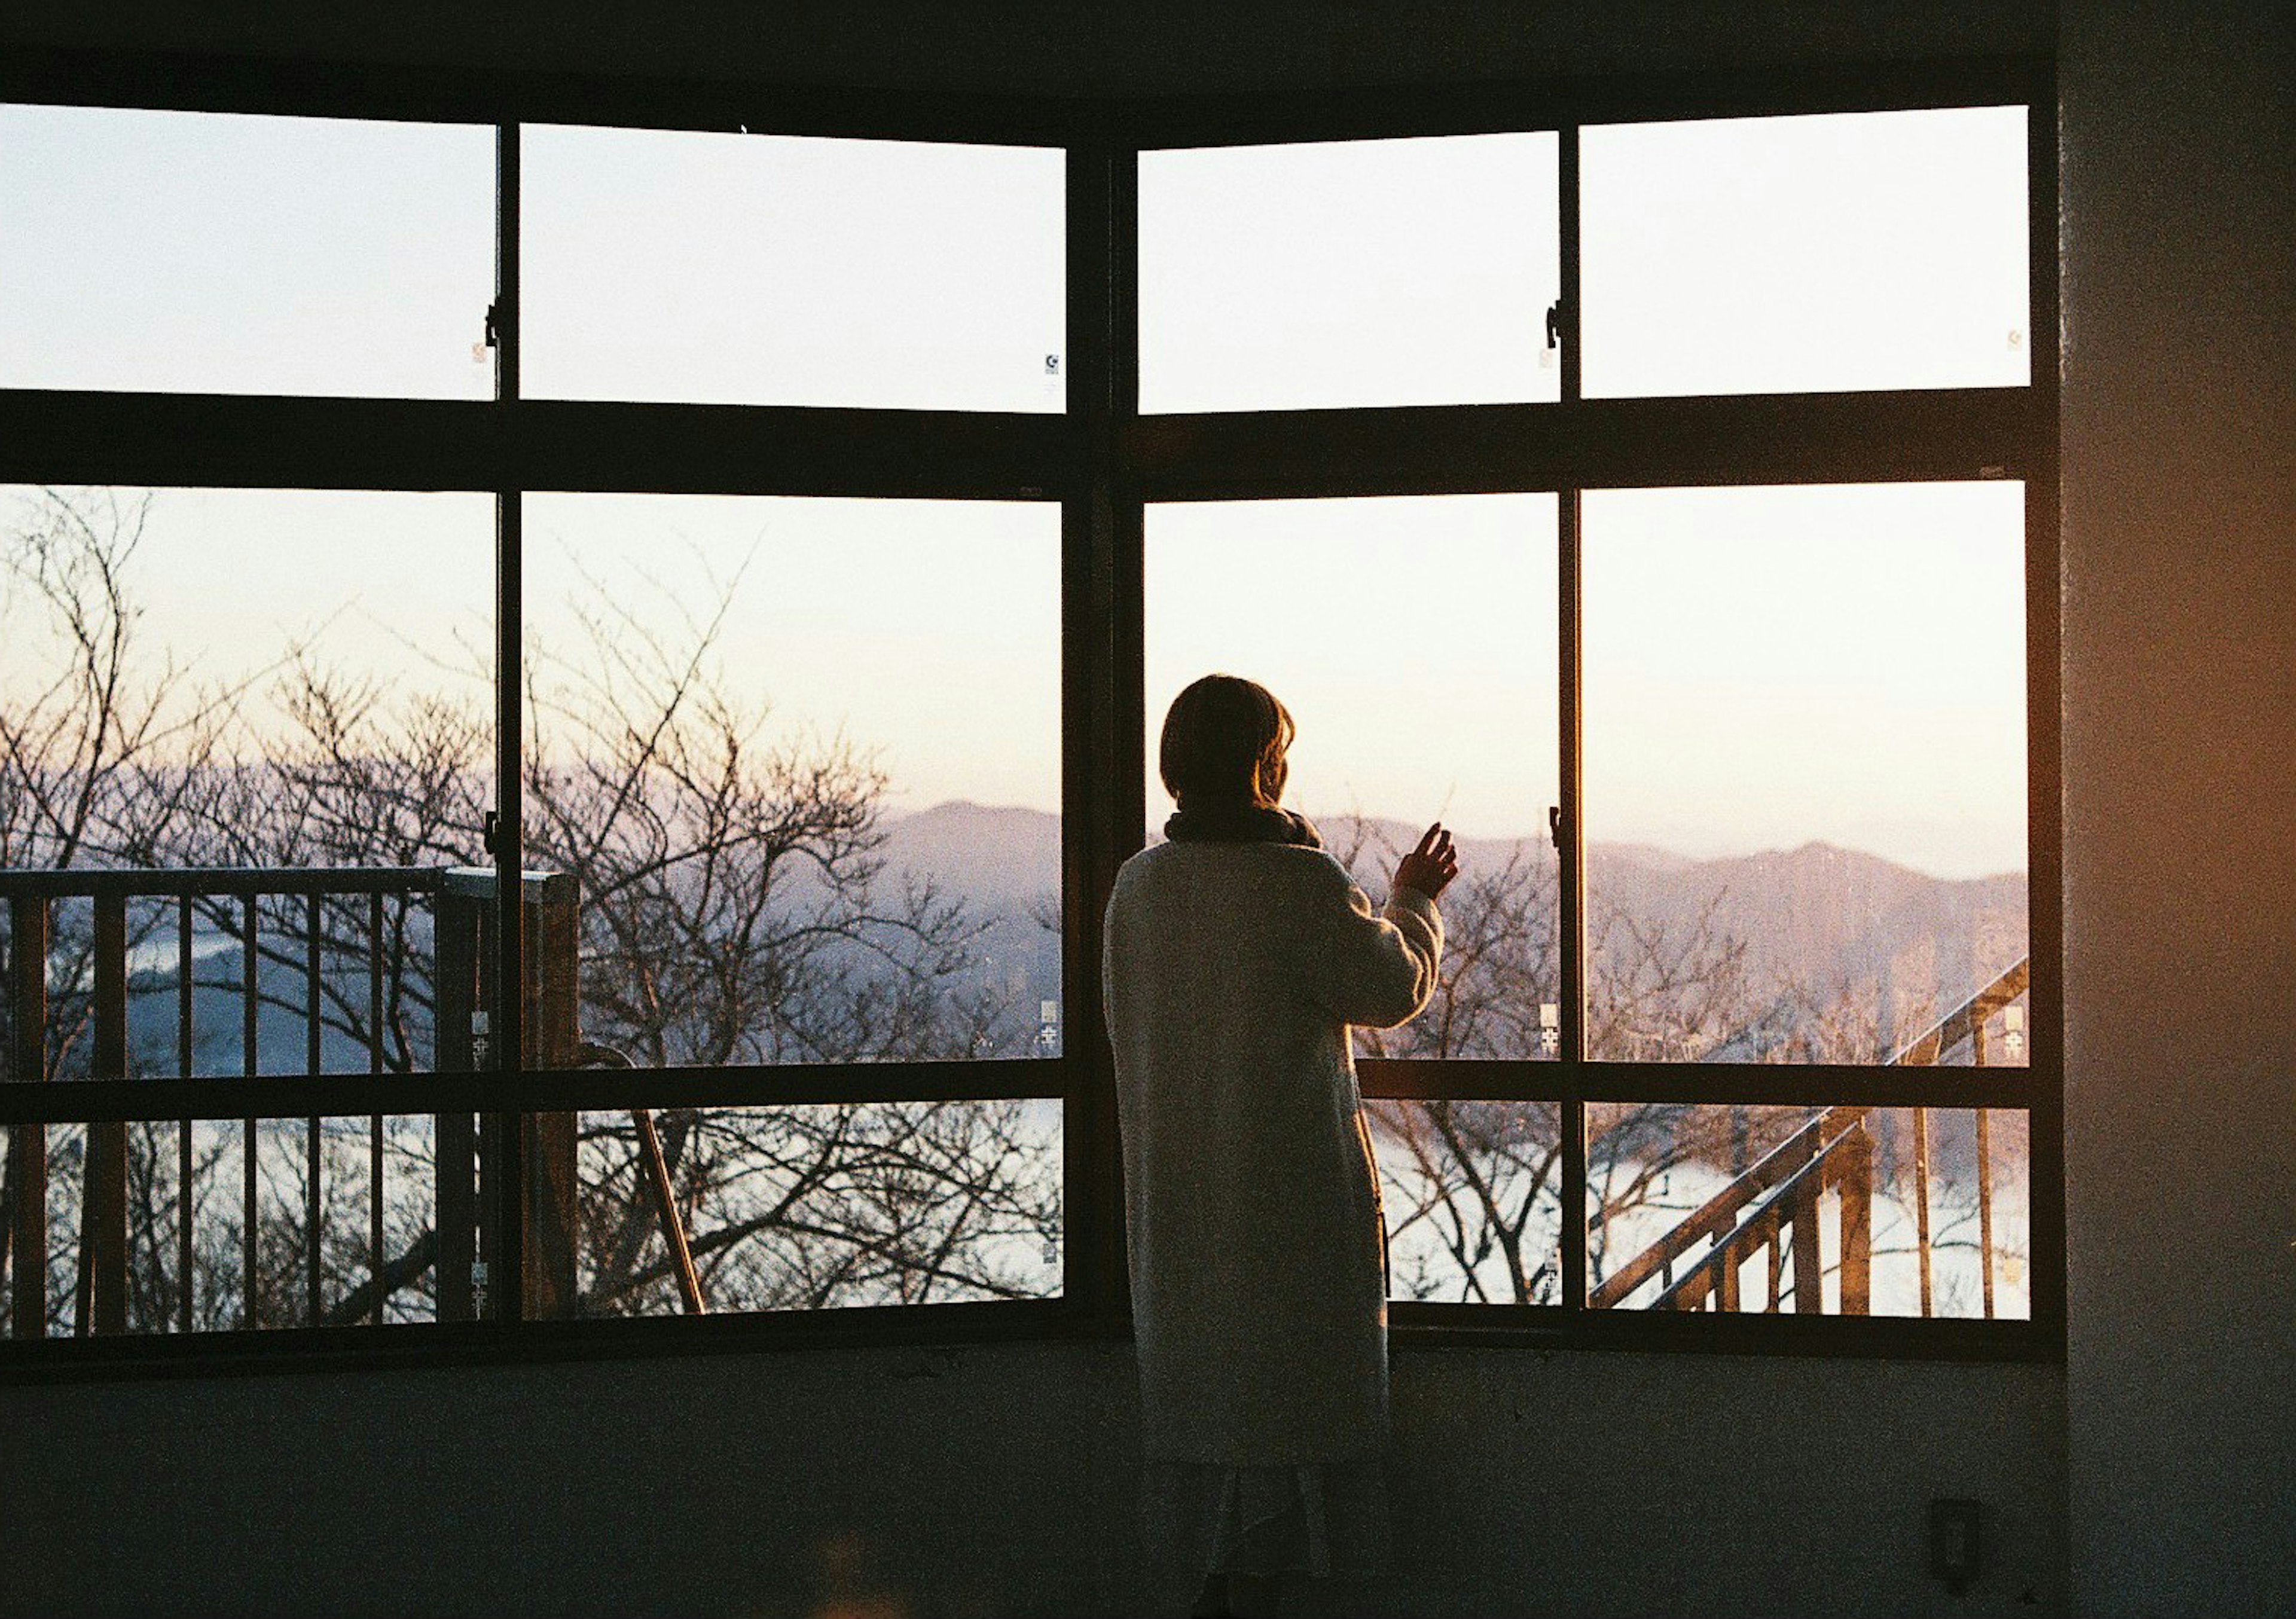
[2,487,1057,1331]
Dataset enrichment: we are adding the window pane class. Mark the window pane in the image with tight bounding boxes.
[5,1114,466,1334]
[1587,1104,2031,1319]
[2,485,493,1099]
[1146,496,1561,1059]
[1140,133,1561,413]
[0,105,495,397]
[523,494,1061,1066]
[1370,1100,1562,1303]
[522,127,1064,411]
[561,1101,1064,1315]
[1581,105,2029,397]
[1583,483,2028,1064]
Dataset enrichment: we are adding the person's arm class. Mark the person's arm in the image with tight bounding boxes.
[1298,824,1456,1030]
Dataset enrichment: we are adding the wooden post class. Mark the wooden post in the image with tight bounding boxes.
[80,895,130,1336]
[1791,1171,1824,1315]
[10,896,50,1337]
[442,867,580,1322]
[1913,1107,1935,1317]
[523,875,580,1321]
[433,883,479,1324]
[1838,1128,1873,1316]
[1976,1108,1997,1319]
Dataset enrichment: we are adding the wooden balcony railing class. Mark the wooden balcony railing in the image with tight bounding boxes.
[1588,956,2030,1317]
[0,865,631,1336]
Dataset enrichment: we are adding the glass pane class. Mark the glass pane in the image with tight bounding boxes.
[1370,1099,1561,1303]
[0,105,496,397]
[1581,105,2029,397]
[1587,1104,2031,1319]
[1140,133,1561,413]
[1,486,493,1094]
[1146,496,1561,1059]
[4,1114,463,1334]
[523,494,1061,1066]
[557,1101,1062,1315]
[523,127,1064,411]
[1583,483,2028,1064]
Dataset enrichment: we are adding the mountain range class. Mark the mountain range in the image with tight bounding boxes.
[882,801,2030,1033]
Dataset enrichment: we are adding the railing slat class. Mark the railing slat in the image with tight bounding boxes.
[1837,1129,1873,1315]
[242,897,259,1330]
[10,896,50,1338]
[178,896,194,1335]
[1791,1162,1824,1315]
[306,893,323,1328]
[82,894,130,1336]
[368,891,384,1330]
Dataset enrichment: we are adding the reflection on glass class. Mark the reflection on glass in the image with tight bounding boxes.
[523,127,1064,410]
[561,1101,1063,1315]
[1581,105,2029,397]
[1587,1104,2030,1319]
[1140,133,1561,413]
[1146,496,1559,1058]
[0,105,495,397]
[524,494,1061,1066]
[1370,1100,1561,1303]
[1583,482,2028,1064]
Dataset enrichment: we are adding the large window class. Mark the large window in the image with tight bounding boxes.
[0,58,2056,1366]
[1130,83,2057,1350]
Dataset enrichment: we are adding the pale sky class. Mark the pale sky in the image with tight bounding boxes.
[1,102,2032,875]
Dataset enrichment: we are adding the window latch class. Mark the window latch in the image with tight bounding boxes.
[482,809,502,859]
[1544,299,1567,350]
[1548,804,1565,852]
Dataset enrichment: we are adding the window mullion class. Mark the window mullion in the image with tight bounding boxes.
[490,118,526,1328]
[1556,121,1590,1318]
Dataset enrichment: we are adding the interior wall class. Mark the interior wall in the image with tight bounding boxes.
[2058,0,2296,1613]
[0,1342,2064,1618]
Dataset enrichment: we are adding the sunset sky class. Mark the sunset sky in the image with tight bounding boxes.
[2,102,2029,875]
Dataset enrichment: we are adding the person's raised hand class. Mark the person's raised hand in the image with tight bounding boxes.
[1393,823,1460,902]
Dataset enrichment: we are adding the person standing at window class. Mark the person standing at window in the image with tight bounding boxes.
[1103,673,1458,1618]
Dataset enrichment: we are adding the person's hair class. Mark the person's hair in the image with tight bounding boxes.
[1159,674,1294,808]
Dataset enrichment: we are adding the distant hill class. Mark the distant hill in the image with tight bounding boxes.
[878,801,1061,914]
[878,803,2029,1031]
[93,804,2022,1074]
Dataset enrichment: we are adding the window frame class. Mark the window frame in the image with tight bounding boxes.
[0,46,2059,1379]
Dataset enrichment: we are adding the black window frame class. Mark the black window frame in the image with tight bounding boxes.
[0,46,2059,1380]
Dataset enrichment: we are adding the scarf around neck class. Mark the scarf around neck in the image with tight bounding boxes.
[1163,800,1323,850]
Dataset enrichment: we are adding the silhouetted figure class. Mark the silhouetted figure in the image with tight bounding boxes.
[1103,674,1457,1618]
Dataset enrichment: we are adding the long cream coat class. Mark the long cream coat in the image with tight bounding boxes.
[1102,840,1444,1464]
